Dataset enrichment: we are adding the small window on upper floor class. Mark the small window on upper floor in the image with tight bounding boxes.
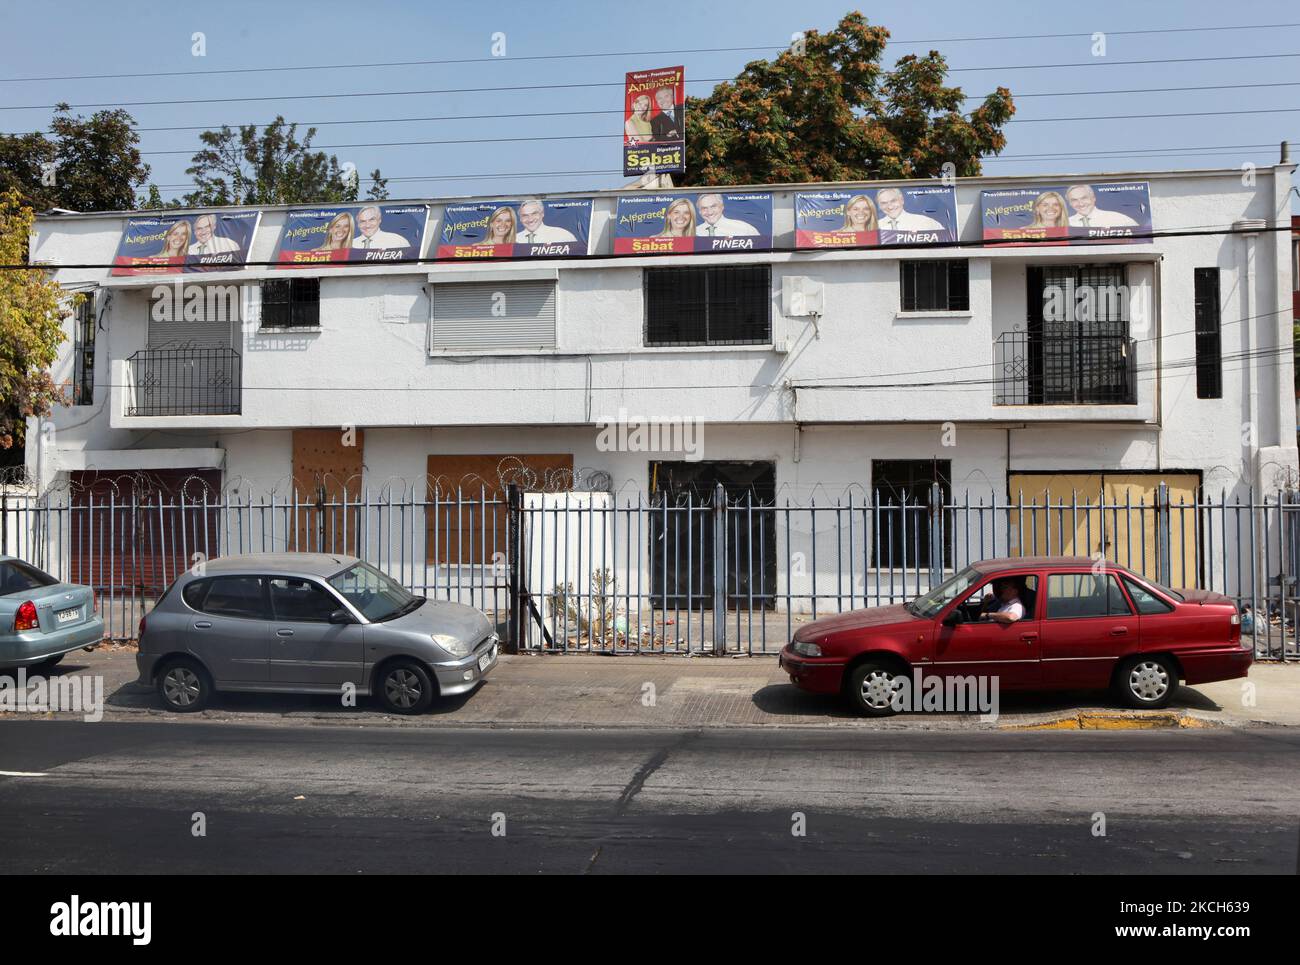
[261,278,320,329]
[900,260,969,312]
[644,265,770,346]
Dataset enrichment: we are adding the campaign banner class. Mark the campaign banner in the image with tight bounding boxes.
[613,192,773,254]
[271,204,429,266]
[795,186,957,249]
[981,182,1152,245]
[436,198,593,259]
[110,211,261,275]
[623,65,685,178]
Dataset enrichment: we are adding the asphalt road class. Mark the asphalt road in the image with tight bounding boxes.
[1,720,1297,874]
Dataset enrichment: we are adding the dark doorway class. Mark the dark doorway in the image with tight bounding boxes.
[69,468,222,595]
[649,460,777,610]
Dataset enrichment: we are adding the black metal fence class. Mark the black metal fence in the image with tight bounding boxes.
[126,348,241,416]
[2,480,1296,660]
[995,332,1137,405]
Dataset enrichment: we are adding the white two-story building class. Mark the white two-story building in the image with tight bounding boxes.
[19,160,1299,634]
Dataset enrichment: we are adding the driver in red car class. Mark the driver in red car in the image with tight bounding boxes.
[979,578,1025,624]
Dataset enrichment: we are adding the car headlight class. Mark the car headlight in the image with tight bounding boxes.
[791,640,822,657]
[431,633,471,657]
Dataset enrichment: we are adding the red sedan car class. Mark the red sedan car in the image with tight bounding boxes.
[779,557,1250,716]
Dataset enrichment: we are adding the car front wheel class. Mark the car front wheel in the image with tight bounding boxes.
[377,660,435,715]
[157,657,212,713]
[847,661,905,717]
[1115,654,1178,709]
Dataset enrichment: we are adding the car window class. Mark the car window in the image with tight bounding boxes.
[1046,572,1132,619]
[1123,577,1175,615]
[960,574,1039,619]
[0,560,59,596]
[328,561,417,622]
[182,580,209,610]
[912,566,982,618]
[270,578,342,623]
[199,576,269,620]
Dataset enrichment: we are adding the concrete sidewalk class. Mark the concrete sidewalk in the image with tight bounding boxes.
[4,644,1297,730]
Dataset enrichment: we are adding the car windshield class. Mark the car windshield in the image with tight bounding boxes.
[909,566,984,618]
[1133,576,1184,602]
[0,560,58,596]
[327,561,419,622]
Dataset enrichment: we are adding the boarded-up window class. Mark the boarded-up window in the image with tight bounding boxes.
[426,454,573,564]
[292,428,365,555]
[429,280,557,351]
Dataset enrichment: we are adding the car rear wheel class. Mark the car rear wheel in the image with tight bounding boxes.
[377,660,435,715]
[847,661,905,717]
[1115,654,1178,709]
[157,658,212,713]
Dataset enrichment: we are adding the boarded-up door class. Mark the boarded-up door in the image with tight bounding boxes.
[292,429,364,554]
[1008,472,1200,586]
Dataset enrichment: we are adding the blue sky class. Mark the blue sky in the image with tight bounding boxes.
[1,0,1297,209]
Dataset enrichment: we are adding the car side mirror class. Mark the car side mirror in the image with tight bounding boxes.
[329,609,355,625]
[942,610,962,627]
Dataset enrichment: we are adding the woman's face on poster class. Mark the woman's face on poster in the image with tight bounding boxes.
[1035,194,1062,222]
[666,202,691,230]
[847,198,872,228]
[632,94,651,116]
[329,218,350,243]
[491,210,514,237]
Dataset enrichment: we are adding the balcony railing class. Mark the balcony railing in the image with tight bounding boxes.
[126,348,242,416]
[994,332,1137,406]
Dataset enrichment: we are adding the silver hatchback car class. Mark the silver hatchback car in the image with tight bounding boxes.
[137,553,498,714]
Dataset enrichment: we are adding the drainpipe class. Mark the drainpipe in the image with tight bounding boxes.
[1234,219,1266,492]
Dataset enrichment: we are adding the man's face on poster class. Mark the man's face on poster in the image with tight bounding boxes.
[698,196,723,224]
[878,190,905,219]
[520,204,544,231]
[358,208,381,236]
[194,217,214,242]
[1067,187,1096,216]
[655,88,676,113]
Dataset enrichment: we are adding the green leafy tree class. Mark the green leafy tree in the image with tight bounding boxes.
[0,104,150,212]
[183,117,388,206]
[0,190,72,451]
[681,11,1014,185]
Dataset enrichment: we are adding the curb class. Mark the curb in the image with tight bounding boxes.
[1001,710,1215,731]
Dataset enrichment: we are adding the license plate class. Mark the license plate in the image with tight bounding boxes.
[56,607,80,625]
[477,646,495,672]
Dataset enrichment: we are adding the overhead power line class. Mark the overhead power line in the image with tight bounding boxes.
[10,81,1300,139]
[4,52,1300,113]
[2,22,1297,84]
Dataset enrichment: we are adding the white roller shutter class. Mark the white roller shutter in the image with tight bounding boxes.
[147,285,239,350]
[430,280,556,352]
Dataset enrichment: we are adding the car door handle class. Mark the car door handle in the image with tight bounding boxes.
[193,621,212,629]
[1110,627,1129,636]
[276,629,294,637]
[1020,632,1038,643]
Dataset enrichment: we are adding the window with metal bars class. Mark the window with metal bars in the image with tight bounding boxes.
[73,294,96,405]
[644,265,770,346]
[900,260,969,312]
[1194,267,1222,399]
[261,278,321,329]
[1021,264,1135,405]
[871,459,952,569]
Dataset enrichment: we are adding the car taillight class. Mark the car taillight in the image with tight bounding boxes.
[14,600,39,632]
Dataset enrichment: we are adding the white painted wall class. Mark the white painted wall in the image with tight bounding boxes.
[26,165,1298,510]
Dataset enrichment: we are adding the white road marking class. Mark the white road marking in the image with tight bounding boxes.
[0,770,48,777]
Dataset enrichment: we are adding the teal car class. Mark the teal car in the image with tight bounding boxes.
[0,556,104,670]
